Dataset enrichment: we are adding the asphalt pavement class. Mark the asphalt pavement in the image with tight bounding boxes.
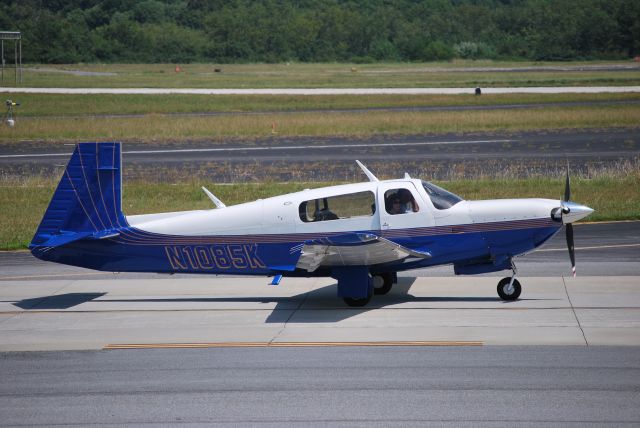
[1,128,638,181]
[1,346,639,426]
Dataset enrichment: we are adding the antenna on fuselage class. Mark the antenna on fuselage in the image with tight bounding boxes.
[355,160,379,182]
[404,172,411,179]
[202,186,226,208]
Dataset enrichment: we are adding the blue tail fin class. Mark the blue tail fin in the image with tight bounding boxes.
[30,142,125,250]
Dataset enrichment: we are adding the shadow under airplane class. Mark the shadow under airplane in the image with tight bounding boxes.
[13,293,107,310]
[12,277,556,322]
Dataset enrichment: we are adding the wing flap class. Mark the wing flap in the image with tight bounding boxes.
[295,232,430,272]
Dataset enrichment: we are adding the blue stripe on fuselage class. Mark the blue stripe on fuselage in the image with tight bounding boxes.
[31,219,561,276]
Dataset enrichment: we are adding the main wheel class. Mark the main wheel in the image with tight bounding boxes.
[497,277,521,301]
[343,294,372,307]
[373,272,394,295]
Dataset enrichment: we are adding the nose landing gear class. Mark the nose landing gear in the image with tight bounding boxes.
[497,261,521,301]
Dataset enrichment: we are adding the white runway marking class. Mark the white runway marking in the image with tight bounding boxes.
[535,243,640,252]
[2,86,640,95]
[0,139,513,159]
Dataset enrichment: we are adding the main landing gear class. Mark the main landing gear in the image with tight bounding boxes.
[335,268,397,307]
[497,261,521,301]
[343,294,372,307]
[372,272,394,295]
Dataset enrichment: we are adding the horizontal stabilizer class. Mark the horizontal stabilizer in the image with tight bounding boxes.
[35,228,121,249]
[37,231,93,248]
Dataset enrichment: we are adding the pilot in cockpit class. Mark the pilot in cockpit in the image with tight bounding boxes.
[388,189,418,215]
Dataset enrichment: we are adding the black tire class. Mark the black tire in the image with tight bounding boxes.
[373,272,394,295]
[343,294,372,307]
[497,277,521,301]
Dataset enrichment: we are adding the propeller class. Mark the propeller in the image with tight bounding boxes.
[562,164,576,277]
[551,164,593,277]
[565,220,576,277]
[563,165,571,204]
[561,161,576,278]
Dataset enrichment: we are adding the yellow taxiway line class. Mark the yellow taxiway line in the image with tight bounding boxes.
[104,341,483,350]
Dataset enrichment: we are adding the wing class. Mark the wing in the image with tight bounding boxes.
[294,232,431,272]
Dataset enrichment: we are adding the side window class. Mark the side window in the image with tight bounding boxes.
[299,191,376,223]
[384,188,419,215]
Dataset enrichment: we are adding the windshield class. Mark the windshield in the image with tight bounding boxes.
[421,181,463,210]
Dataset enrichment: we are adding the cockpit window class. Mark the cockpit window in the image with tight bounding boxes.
[384,188,419,215]
[421,181,463,210]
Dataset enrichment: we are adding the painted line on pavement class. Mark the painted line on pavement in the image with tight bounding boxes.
[0,272,114,280]
[535,243,640,252]
[104,341,483,350]
[0,139,512,159]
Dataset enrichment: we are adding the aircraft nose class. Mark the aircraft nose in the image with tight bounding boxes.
[562,202,594,224]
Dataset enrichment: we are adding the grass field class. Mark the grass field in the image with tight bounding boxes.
[2,92,639,117]
[2,176,638,250]
[1,103,637,141]
[2,61,638,142]
[16,61,640,89]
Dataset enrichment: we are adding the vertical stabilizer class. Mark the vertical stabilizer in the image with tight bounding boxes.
[30,142,125,250]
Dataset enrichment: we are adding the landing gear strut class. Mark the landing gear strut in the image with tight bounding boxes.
[333,267,374,307]
[497,261,521,301]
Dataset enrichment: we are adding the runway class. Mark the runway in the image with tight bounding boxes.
[1,346,639,426]
[2,128,637,161]
[1,128,638,181]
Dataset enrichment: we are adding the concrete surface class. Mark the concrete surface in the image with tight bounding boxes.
[1,275,638,351]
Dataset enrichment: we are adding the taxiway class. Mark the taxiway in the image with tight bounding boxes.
[1,346,639,426]
[1,128,638,181]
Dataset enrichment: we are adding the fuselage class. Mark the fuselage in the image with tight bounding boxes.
[33,178,569,277]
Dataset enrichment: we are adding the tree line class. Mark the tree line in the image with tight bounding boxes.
[1,0,638,64]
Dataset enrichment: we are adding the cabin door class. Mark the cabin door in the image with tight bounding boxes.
[376,182,435,232]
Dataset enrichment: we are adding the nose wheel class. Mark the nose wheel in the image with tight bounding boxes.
[497,261,521,301]
[497,277,521,301]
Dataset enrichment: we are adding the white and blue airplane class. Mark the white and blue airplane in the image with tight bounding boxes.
[30,142,593,306]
